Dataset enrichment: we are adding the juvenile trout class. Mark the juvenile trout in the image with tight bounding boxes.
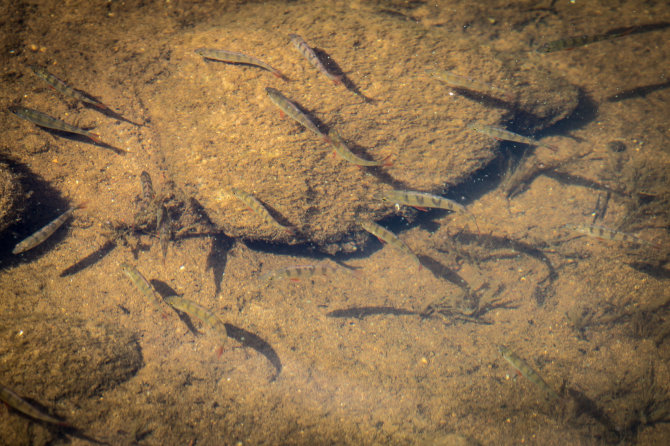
[28,65,112,111]
[467,123,557,152]
[164,296,227,344]
[13,205,82,254]
[426,69,512,101]
[566,224,660,248]
[194,48,286,79]
[499,345,560,400]
[120,263,165,311]
[265,87,330,143]
[328,130,389,167]
[231,187,295,234]
[359,219,421,268]
[261,264,338,283]
[289,34,342,85]
[0,383,67,426]
[9,106,102,144]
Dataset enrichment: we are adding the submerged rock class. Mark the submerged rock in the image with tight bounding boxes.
[141,5,578,253]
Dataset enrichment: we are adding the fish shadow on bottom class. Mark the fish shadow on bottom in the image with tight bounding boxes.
[312,47,375,103]
[205,233,235,296]
[37,126,126,155]
[325,306,418,319]
[60,239,117,277]
[224,323,282,382]
[150,278,282,381]
[417,254,471,291]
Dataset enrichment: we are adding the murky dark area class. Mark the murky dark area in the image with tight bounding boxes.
[0,1,669,444]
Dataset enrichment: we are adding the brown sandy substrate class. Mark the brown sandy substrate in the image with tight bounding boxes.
[1,1,669,445]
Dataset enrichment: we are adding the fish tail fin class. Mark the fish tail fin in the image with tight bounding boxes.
[92,102,112,112]
[273,70,289,82]
[87,132,103,144]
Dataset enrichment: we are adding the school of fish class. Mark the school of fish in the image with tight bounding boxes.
[3,24,666,439]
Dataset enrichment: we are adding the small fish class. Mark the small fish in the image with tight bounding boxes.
[120,263,165,311]
[13,205,82,254]
[9,106,102,144]
[140,171,155,202]
[468,123,557,152]
[28,64,112,111]
[382,190,481,231]
[328,130,390,167]
[288,34,342,85]
[359,219,421,268]
[163,296,227,347]
[536,30,633,53]
[157,204,171,262]
[382,190,467,213]
[0,383,68,426]
[265,87,330,144]
[499,345,560,400]
[261,264,338,283]
[194,48,286,79]
[426,69,512,100]
[231,187,294,234]
[566,224,660,248]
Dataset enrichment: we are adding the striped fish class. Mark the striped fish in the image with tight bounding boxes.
[156,204,171,262]
[0,383,68,426]
[426,69,512,100]
[265,87,330,144]
[359,219,421,268]
[566,224,660,248]
[382,190,481,231]
[536,30,633,53]
[383,190,466,213]
[140,171,155,202]
[261,264,338,283]
[120,263,166,311]
[499,345,560,400]
[163,296,227,347]
[28,64,112,111]
[328,130,389,167]
[231,187,295,234]
[289,34,342,85]
[9,106,102,144]
[194,48,286,79]
[13,205,82,254]
[468,123,557,152]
